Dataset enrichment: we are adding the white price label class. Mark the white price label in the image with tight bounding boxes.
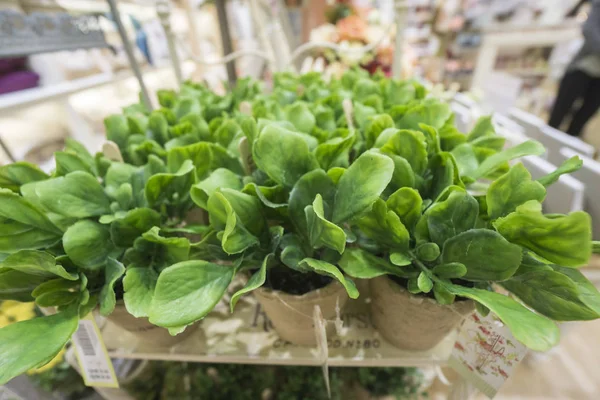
[73,314,119,388]
[449,312,527,399]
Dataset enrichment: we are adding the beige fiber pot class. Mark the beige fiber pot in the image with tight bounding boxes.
[254,280,349,346]
[370,276,473,351]
[108,302,198,347]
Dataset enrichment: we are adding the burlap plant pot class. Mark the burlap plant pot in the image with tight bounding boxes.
[370,276,474,351]
[253,280,349,346]
[107,302,199,347]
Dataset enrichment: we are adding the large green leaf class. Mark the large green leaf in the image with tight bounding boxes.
[365,114,394,148]
[537,156,583,187]
[191,168,243,210]
[54,152,95,176]
[0,189,62,252]
[427,191,478,247]
[0,162,48,192]
[149,261,234,327]
[305,194,346,253]
[356,199,410,251]
[32,278,79,307]
[0,250,77,280]
[382,152,416,191]
[63,221,117,271]
[215,189,266,236]
[441,229,522,281]
[230,253,273,312]
[99,258,126,316]
[397,102,452,131]
[285,102,316,133]
[502,270,599,321]
[123,266,158,318]
[35,172,111,218]
[0,307,79,385]
[380,130,428,174]
[428,152,460,200]
[450,143,479,177]
[494,201,592,267]
[332,151,394,224]
[469,140,545,180]
[125,227,190,271]
[386,187,423,231]
[550,265,600,315]
[486,163,546,220]
[253,124,319,187]
[104,114,130,150]
[145,160,195,207]
[289,169,336,239]
[445,284,559,351]
[298,258,359,299]
[110,208,161,247]
[0,269,48,301]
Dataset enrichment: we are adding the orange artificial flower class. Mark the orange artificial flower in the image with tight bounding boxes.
[336,15,367,42]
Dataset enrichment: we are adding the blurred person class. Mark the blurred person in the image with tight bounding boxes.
[548,0,600,137]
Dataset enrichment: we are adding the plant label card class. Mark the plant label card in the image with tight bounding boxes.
[73,314,119,388]
[448,312,528,398]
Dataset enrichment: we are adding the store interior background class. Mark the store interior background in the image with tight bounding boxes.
[1,0,600,399]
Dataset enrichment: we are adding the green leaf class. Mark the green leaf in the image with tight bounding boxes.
[494,201,592,267]
[432,262,467,279]
[216,189,266,236]
[397,102,452,131]
[99,258,126,316]
[314,134,355,170]
[502,270,599,321]
[441,229,522,281]
[408,278,422,294]
[253,124,319,187]
[386,187,423,231]
[241,183,287,209]
[390,252,413,267]
[550,265,600,315]
[382,152,416,191]
[0,189,62,252]
[537,156,583,187]
[285,102,316,133]
[147,111,170,145]
[380,130,428,174]
[0,308,79,385]
[63,221,117,272]
[427,191,478,247]
[280,234,309,272]
[0,269,48,301]
[207,192,259,254]
[0,250,77,280]
[126,227,190,271]
[33,278,79,307]
[0,162,48,192]
[416,242,440,262]
[365,114,394,148]
[428,152,459,200]
[123,266,158,318]
[356,199,410,251]
[110,208,161,247]
[191,168,243,210]
[104,115,130,150]
[305,194,346,253]
[332,151,394,224]
[417,272,433,293]
[450,143,480,177]
[145,160,195,207]
[433,282,455,305]
[467,116,494,141]
[486,163,546,220]
[54,152,95,176]
[298,258,359,299]
[445,284,559,351]
[469,140,545,180]
[289,169,336,239]
[339,248,402,279]
[231,253,273,312]
[167,142,242,180]
[35,172,111,218]
[149,261,234,327]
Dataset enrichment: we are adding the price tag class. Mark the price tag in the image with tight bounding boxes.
[72,314,119,388]
[448,312,527,399]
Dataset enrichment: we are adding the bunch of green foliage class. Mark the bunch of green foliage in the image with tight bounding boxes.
[355,367,426,398]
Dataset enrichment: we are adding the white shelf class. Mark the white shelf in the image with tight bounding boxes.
[101,290,455,367]
[0,66,169,115]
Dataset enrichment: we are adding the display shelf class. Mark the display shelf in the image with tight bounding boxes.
[0,66,170,115]
[101,292,455,367]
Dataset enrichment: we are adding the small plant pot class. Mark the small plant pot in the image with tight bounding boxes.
[253,280,349,346]
[107,302,199,347]
[370,276,474,351]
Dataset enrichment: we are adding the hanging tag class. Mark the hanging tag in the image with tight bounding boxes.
[313,305,331,399]
[72,314,119,388]
[448,312,527,399]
